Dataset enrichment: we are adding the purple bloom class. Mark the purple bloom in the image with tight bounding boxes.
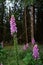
[23,43,29,51]
[25,43,29,48]
[31,38,35,45]
[23,44,27,50]
[33,44,39,60]
[10,15,17,35]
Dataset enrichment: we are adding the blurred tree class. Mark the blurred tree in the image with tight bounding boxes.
[34,0,43,43]
[0,0,5,42]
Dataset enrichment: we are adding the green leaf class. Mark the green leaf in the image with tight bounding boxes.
[23,52,32,65]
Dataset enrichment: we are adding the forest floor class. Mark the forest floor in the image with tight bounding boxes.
[3,42,43,65]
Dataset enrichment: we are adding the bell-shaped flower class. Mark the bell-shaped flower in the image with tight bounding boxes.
[10,15,17,35]
[33,44,39,60]
[31,38,35,45]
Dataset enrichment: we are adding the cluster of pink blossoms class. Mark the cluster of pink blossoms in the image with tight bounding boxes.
[23,43,29,50]
[10,15,17,35]
[23,38,39,60]
[33,44,39,60]
[31,38,35,45]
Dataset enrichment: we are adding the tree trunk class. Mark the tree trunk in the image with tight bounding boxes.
[30,5,34,43]
[24,7,28,43]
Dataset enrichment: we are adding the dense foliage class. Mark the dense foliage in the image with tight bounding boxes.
[0,44,43,65]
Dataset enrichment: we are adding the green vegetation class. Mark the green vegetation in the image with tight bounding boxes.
[0,43,43,65]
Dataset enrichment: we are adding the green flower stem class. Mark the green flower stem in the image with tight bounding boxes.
[14,34,19,65]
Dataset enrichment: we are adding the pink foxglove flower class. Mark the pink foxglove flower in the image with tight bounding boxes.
[33,44,39,60]
[23,43,29,51]
[10,15,17,35]
[31,38,35,45]
[23,44,27,50]
[25,43,29,48]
